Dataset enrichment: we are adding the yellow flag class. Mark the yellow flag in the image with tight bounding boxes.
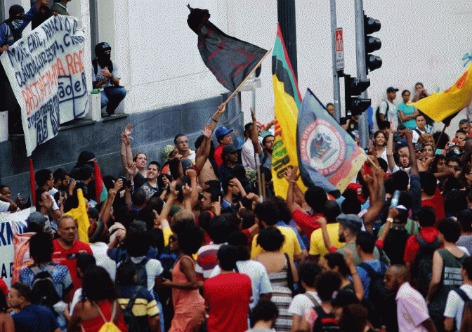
[64,189,90,243]
[412,64,472,122]
[271,25,306,198]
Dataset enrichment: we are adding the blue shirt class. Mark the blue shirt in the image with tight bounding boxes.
[12,304,58,332]
[356,259,387,299]
[397,102,417,129]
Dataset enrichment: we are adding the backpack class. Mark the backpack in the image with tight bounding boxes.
[454,288,472,330]
[312,306,339,332]
[410,233,440,296]
[96,302,121,332]
[358,262,388,328]
[123,256,149,287]
[30,265,61,310]
[122,286,148,332]
[375,100,389,127]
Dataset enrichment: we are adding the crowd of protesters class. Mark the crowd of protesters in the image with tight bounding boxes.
[2,2,472,332]
[1,83,472,332]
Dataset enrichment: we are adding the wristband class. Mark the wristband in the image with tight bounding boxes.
[386,217,394,223]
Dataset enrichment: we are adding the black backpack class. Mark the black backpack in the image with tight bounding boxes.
[30,265,61,310]
[312,306,339,332]
[375,100,389,126]
[123,257,149,287]
[410,234,440,296]
[122,286,149,332]
[358,262,388,328]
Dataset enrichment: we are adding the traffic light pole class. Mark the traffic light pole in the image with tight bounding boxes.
[354,0,369,148]
[330,0,341,123]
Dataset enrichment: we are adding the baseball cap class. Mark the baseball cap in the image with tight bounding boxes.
[386,87,399,93]
[215,126,233,140]
[26,212,47,228]
[395,139,407,150]
[222,145,238,156]
[336,213,363,232]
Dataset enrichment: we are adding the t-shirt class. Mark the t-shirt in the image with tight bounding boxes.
[397,102,417,129]
[0,200,10,212]
[204,272,252,332]
[443,284,472,331]
[309,223,343,257]
[456,235,472,258]
[337,242,383,266]
[288,291,321,316]
[356,260,388,299]
[210,260,272,309]
[140,182,159,200]
[52,239,92,293]
[12,304,58,332]
[90,242,116,281]
[251,226,302,260]
[20,263,73,299]
[118,284,159,331]
[241,138,257,170]
[379,100,398,129]
[291,210,322,238]
[421,189,445,225]
[396,282,430,332]
[128,256,164,291]
[214,145,224,167]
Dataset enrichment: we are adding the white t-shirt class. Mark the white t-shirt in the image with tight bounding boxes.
[444,284,472,331]
[90,242,117,281]
[242,139,257,170]
[211,259,272,309]
[0,200,10,212]
[288,291,321,316]
[129,256,163,291]
[379,100,398,129]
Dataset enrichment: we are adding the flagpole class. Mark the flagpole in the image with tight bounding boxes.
[434,123,448,152]
[221,48,272,107]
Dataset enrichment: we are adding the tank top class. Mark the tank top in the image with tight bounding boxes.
[171,255,205,315]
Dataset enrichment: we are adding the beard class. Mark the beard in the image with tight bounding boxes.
[338,233,346,243]
[97,55,112,68]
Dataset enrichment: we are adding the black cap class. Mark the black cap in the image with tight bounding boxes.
[387,87,399,93]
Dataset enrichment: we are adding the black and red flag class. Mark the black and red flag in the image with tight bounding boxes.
[187,5,267,91]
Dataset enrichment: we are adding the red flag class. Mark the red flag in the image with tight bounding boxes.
[93,161,107,203]
[29,158,36,205]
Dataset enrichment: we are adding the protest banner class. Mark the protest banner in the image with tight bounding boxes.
[0,15,89,156]
[0,208,32,288]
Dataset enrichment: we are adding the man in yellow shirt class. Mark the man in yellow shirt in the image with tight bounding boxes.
[309,201,343,261]
[251,201,302,261]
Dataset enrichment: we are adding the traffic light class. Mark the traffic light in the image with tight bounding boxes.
[344,74,371,116]
[364,14,382,72]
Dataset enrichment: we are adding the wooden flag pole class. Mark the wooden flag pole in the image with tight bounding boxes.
[221,48,272,107]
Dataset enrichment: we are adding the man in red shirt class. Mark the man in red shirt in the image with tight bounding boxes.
[204,245,252,332]
[419,172,445,224]
[286,177,326,238]
[403,206,440,270]
[213,126,233,167]
[52,215,92,298]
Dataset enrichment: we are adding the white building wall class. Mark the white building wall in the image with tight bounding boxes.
[4,0,472,124]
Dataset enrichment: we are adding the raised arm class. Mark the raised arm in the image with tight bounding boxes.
[362,158,385,232]
[250,108,262,155]
[120,124,135,179]
[195,124,213,172]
